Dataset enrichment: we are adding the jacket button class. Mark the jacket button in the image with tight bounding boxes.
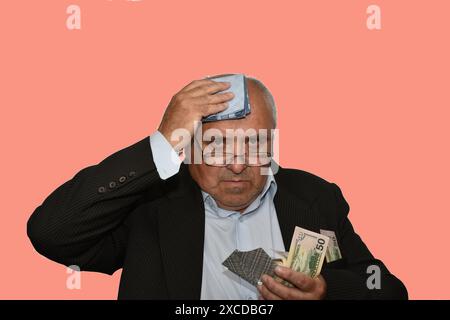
[129,171,136,177]
[119,176,127,183]
[109,181,117,189]
[98,186,106,193]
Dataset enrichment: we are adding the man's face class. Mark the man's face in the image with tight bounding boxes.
[188,80,275,212]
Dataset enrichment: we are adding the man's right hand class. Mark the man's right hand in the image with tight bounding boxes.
[157,78,234,151]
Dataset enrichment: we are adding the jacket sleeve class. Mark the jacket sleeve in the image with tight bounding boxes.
[27,136,165,275]
[320,183,408,300]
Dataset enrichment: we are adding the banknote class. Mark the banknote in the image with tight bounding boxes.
[272,250,289,266]
[222,227,329,288]
[202,74,251,122]
[320,229,342,262]
[285,226,330,278]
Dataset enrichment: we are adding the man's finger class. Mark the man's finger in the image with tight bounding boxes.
[202,102,229,117]
[274,266,315,292]
[187,81,231,97]
[195,91,234,107]
[261,275,306,300]
[257,283,282,300]
[181,79,216,92]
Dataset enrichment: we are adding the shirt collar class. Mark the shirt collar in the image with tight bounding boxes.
[201,170,278,218]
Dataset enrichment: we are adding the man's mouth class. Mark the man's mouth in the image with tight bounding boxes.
[222,179,248,184]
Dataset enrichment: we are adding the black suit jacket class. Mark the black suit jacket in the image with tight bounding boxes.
[27,136,407,300]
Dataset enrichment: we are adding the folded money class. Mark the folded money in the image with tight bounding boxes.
[320,229,342,263]
[222,226,330,288]
[285,226,330,279]
[202,74,251,122]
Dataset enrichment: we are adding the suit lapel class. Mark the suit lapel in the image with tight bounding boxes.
[274,168,321,250]
[157,165,205,299]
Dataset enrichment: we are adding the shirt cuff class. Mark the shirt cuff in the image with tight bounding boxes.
[149,131,183,180]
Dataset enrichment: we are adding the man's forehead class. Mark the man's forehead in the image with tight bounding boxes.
[197,127,272,144]
[202,111,272,131]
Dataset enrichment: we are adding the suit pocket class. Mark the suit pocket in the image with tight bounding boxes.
[323,257,347,270]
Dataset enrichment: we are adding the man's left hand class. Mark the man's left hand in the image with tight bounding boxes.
[257,266,327,300]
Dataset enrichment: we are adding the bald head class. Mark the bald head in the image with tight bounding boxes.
[246,77,277,128]
[207,74,277,128]
[246,76,277,128]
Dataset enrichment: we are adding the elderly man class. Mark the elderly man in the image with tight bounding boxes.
[27,74,407,300]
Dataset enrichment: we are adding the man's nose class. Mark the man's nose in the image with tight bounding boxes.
[226,161,247,174]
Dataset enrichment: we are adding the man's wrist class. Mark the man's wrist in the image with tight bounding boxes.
[149,131,183,180]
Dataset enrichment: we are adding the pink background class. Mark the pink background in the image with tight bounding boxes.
[1,0,449,299]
